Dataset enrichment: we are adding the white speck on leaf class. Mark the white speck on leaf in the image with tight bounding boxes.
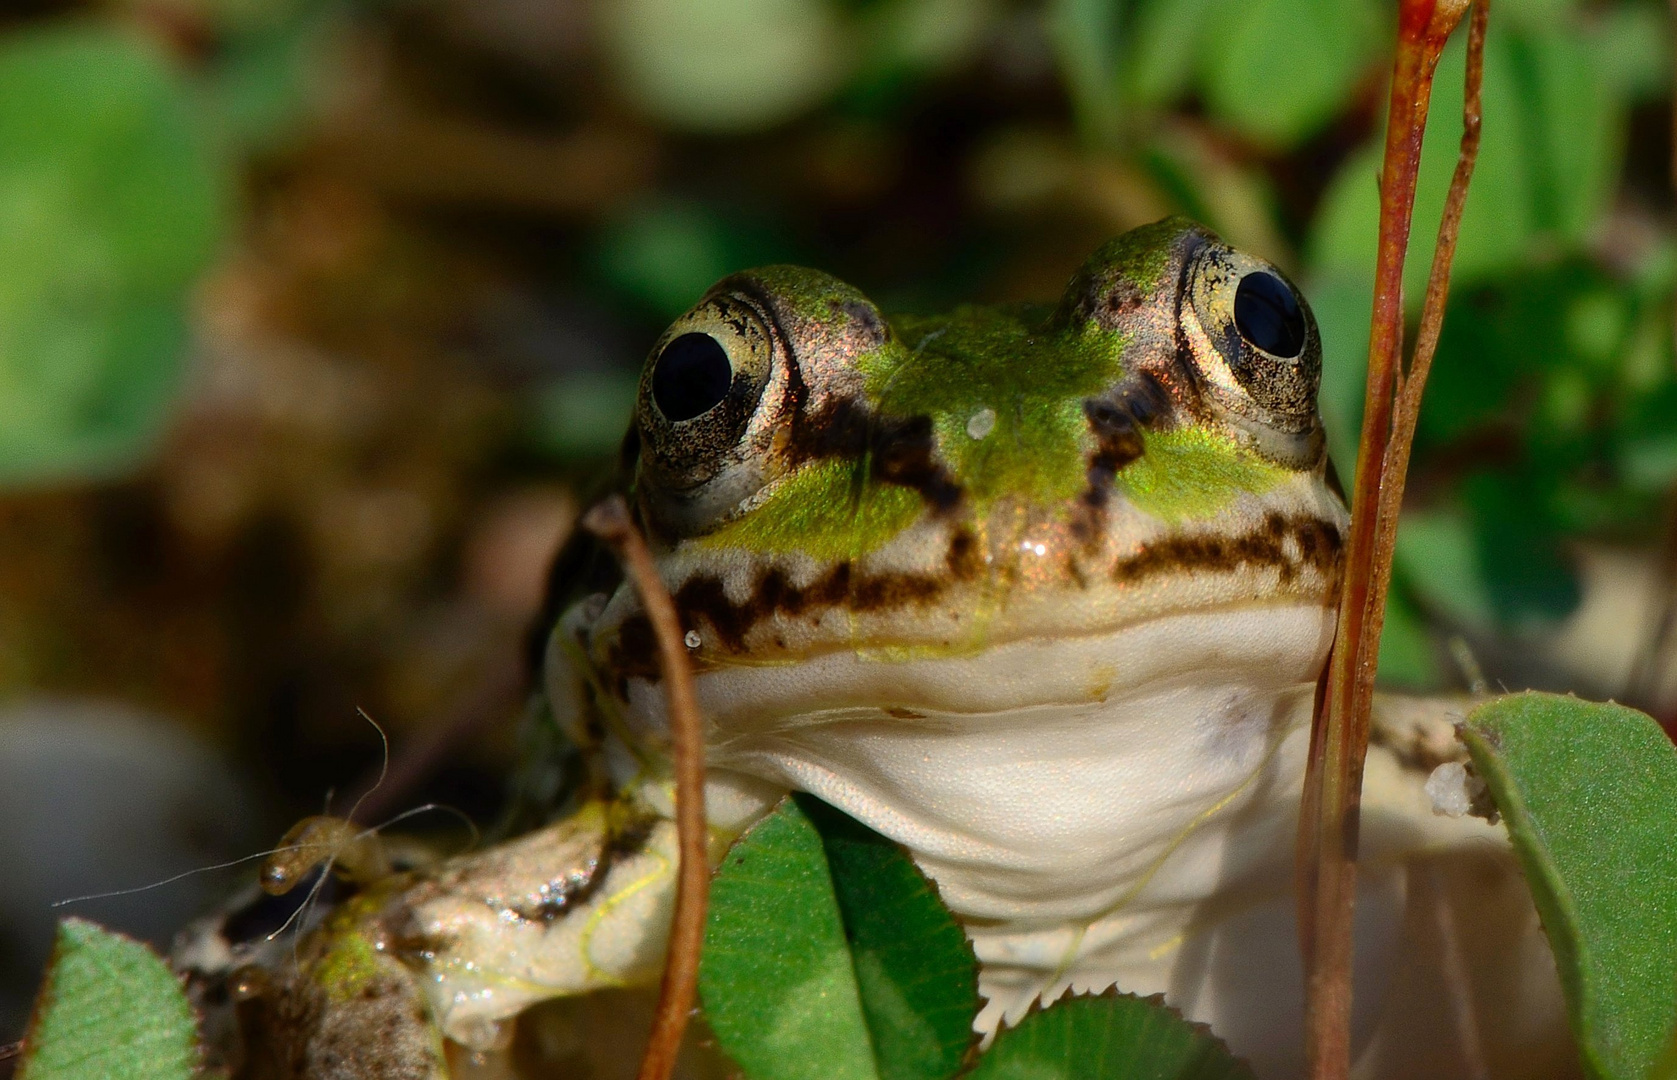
[1425,761,1481,818]
[684,631,701,649]
[967,407,996,440]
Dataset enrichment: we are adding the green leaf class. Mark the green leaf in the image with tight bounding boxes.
[0,24,228,488]
[598,0,853,131]
[1420,262,1624,451]
[1197,0,1379,147]
[701,796,878,1080]
[1460,470,1579,626]
[18,918,200,1080]
[700,795,980,1080]
[800,795,980,1080]
[1391,479,1580,636]
[1393,508,1498,634]
[1123,0,1219,105]
[965,992,1255,1080]
[1589,1,1671,103]
[1047,0,1123,142]
[1461,693,1677,1080]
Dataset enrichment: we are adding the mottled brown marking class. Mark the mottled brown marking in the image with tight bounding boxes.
[946,528,981,579]
[838,298,887,346]
[1111,512,1342,588]
[613,614,657,685]
[1075,373,1174,545]
[608,536,984,683]
[1058,264,1145,330]
[788,396,964,512]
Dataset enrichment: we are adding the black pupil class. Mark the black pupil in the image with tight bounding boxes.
[651,332,733,422]
[1233,271,1306,358]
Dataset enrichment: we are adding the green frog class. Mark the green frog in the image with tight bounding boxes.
[193,219,1571,1079]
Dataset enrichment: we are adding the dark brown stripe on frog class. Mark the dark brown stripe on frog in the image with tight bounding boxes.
[607,515,1336,685]
[607,527,983,682]
[1073,373,1175,547]
[1111,512,1342,588]
[1081,374,1174,506]
[785,395,963,512]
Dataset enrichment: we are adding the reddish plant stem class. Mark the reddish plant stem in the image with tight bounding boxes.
[1373,0,1488,636]
[584,495,708,1080]
[1297,1,1479,1076]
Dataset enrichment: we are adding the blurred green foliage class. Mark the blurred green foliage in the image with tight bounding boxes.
[0,1,347,490]
[0,25,226,488]
[208,0,353,152]
[601,0,989,131]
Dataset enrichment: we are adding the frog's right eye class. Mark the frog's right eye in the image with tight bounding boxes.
[636,295,775,493]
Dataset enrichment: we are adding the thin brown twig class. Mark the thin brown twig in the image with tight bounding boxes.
[1297,0,1482,1076]
[1370,0,1487,680]
[583,495,708,1080]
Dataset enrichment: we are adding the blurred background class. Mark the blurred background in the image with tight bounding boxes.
[0,0,1670,1044]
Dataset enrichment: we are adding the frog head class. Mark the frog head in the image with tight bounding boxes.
[593,216,1342,676]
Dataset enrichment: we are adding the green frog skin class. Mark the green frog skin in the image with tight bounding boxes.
[206,219,1573,1080]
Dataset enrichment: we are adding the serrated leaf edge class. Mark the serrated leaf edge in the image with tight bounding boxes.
[965,986,1256,1077]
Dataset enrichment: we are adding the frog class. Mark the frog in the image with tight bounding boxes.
[183,218,1573,1080]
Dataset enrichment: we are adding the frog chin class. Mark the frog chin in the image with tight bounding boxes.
[617,600,1334,928]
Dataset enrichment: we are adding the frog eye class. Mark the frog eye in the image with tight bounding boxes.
[1182,243,1322,463]
[1233,272,1305,359]
[635,294,775,491]
[651,332,733,422]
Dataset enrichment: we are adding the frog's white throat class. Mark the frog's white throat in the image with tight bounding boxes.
[615,602,1333,933]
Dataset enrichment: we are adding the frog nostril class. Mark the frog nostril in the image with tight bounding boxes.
[652,332,734,422]
[1234,272,1305,359]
